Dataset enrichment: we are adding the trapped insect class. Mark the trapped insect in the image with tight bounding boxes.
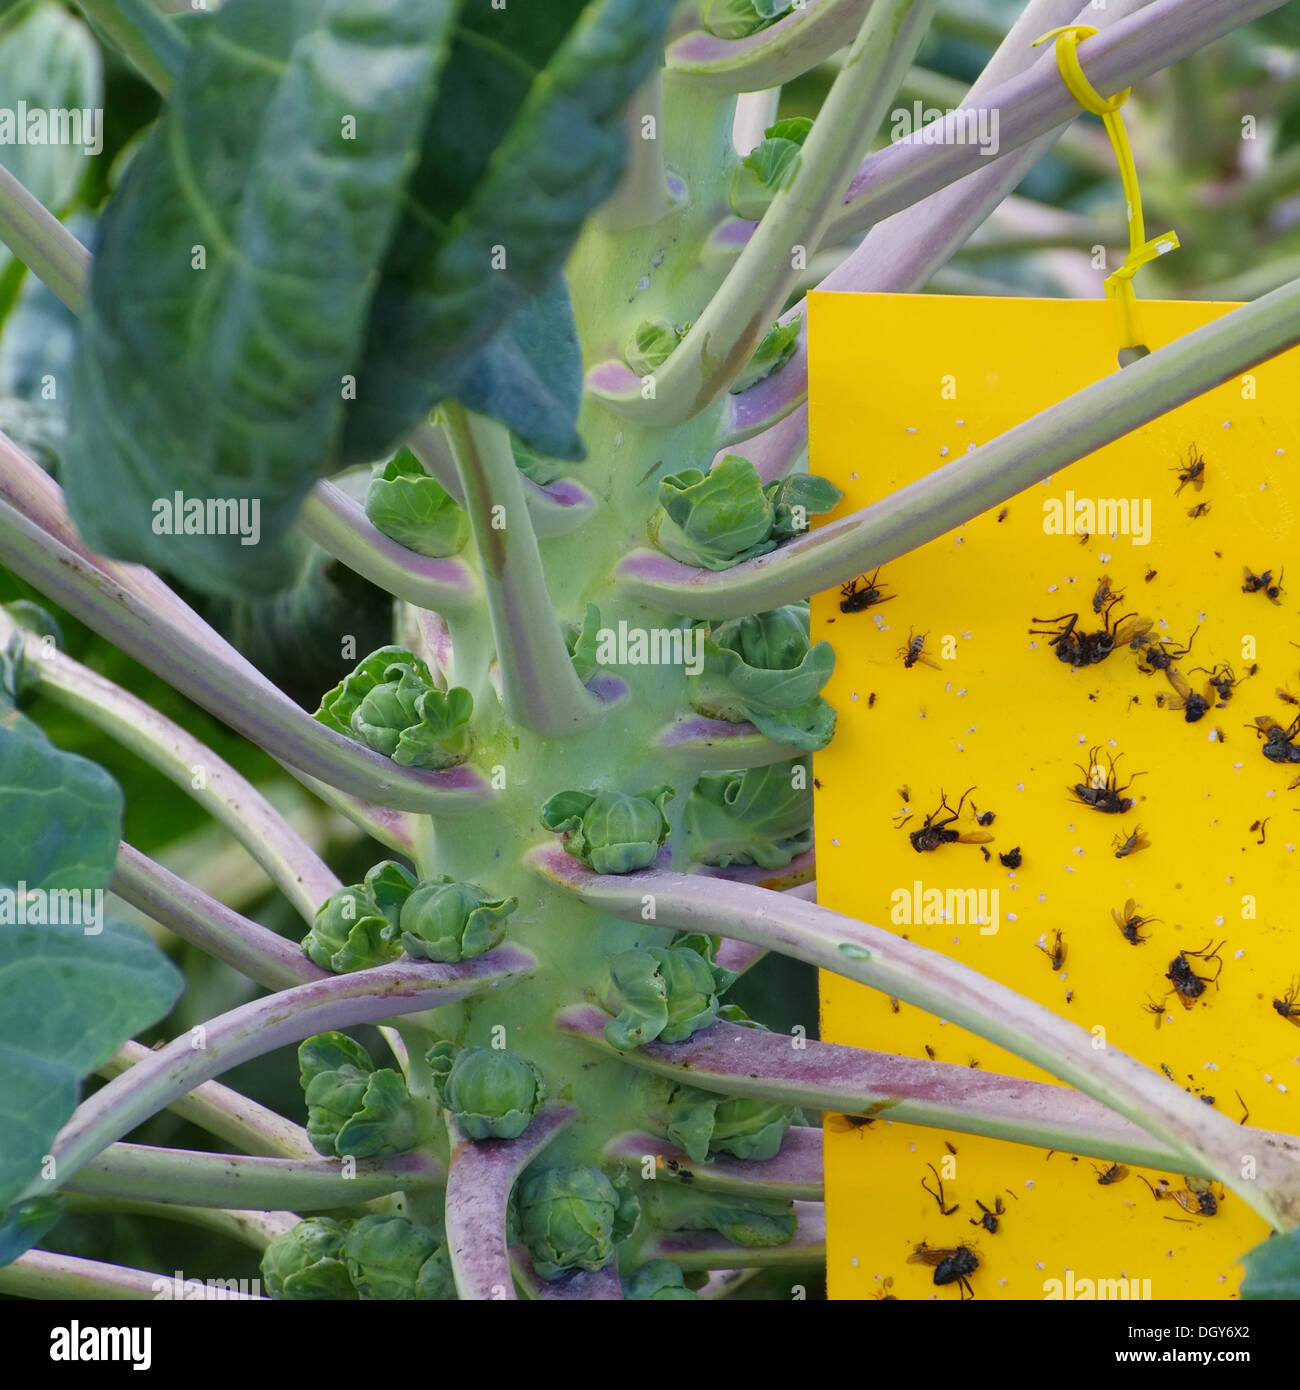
[1242,566,1284,603]
[1092,574,1117,614]
[899,629,940,669]
[1251,713,1300,764]
[1188,662,1241,705]
[1093,1162,1130,1186]
[1165,666,1214,723]
[1070,746,1143,814]
[839,568,895,614]
[1112,824,1149,858]
[1172,445,1206,495]
[1273,978,1300,1026]
[1139,1175,1221,1216]
[921,1163,958,1216]
[1136,626,1198,672]
[1029,598,1151,668]
[1165,940,1225,1008]
[908,1242,980,1299]
[969,1196,1005,1233]
[1036,929,1067,971]
[908,787,994,853]
[1112,899,1158,945]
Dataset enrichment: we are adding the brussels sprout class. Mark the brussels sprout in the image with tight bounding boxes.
[261,1218,357,1300]
[433,1044,546,1139]
[763,471,842,540]
[624,317,686,376]
[639,1072,803,1163]
[414,1243,457,1300]
[298,1032,419,1159]
[684,759,813,868]
[700,0,794,40]
[563,602,603,684]
[623,1259,700,1300]
[642,1183,798,1247]
[364,447,469,558]
[730,315,804,395]
[688,606,837,752]
[301,860,416,973]
[313,645,473,769]
[393,875,517,962]
[515,1165,640,1281]
[649,454,775,571]
[603,933,736,1051]
[540,784,674,874]
[728,119,813,220]
[344,1215,440,1300]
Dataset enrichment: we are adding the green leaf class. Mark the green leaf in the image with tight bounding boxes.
[625,318,685,376]
[364,448,470,559]
[700,0,776,41]
[731,316,803,395]
[650,455,776,571]
[642,1183,797,1246]
[1241,1229,1300,1299]
[763,471,842,539]
[63,0,461,595]
[0,1194,63,1266]
[684,759,813,868]
[339,0,675,463]
[563,603,603,684]
[729,121,812,221]
[454,279,586,462]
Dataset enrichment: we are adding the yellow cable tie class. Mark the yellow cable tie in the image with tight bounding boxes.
[1031,25,1179,355]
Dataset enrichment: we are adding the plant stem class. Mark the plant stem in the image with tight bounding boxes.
[62,1193,297,1250]
[0,167,89,313]
[606,1128,824,1200]
[0,496,493,812]
[642,1202,825,1270]
[441,404,610,735]
[101,1041,316,1158]
[0,1249,265,1300]
[599,70,675,231]
[67,1142,444,1211]
[73,0,187,94]
[619,270,1300,618]
[283,772,418,859]
[113,844,325,991]
[531,849,1300,1228]
[29,947,533,1200]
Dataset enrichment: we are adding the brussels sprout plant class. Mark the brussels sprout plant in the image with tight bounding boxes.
[1,0,1299,1313]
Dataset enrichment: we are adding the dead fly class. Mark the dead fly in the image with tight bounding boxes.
[1165,940,1225,1008]
[997,508,1009,523]
[1093,1162,1130,1186]
[868,692,877,708]
[970,798,996,827]
[872,1276,896,1300]
[1251,817,1269,845]
[908,787,994,854]
[1187,502,1211,519]
[1112,899,1158,945]
[1277,686,1300,707]
[1251,713,1300,764]
[924,1044,936,1060]
[969,1197,1005,1234]
[1112,824,1149,858]
[1189,663,1242,705]
[839,568,895,615]
[921,1163,959,1216]
[1242,566,1284,604]
[1137,626,1198,673]
[1070,746,1143,814]
[1165,666,1214,723]
[999,846,1022,869]
[899,629,940,670]
[1273,977,1300,1026]
[1139,1175,1221,1217]
[1092,574,1118,614]
[1036,929,1067,971]
[1141,995,1167,1028]
[1030,598,1151,668]
[1144,567,1158,583]
[909,1243,979,1299]
[1173,445,1206,495]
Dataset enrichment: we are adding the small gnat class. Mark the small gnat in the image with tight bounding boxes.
[1017,782,1025,791]
[1264,1072,1273,1083]
[1234,949,1245,960]
[1065,865,1076,874]
[1267,788,1279,799]
[1280,1083,1289,1094]
[1208,729,1221,742]
[832,838,841,847]
[1047,583,1059,592]
[957,687,968,697]
[851,692,859,701]
[1099,552,1112,563]
[956,743,965,752]
[940,445,949,458]
[850,471,859,481]
[955,535,964,545]
[1221,420,1232,429]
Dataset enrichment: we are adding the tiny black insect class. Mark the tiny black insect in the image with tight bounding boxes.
[899,628,940,669]
[1137,626,1198,673]
[908,1242,979,1299]
[999,846,1022,869]
[1251,713,1300,764]
[1188,662,1241,705]
[1141,994,1167,1027]
[969,1196,1005,1234]
[1272,977,1300,1026]
[1242,566,1284,604]
[1030,598,1151,668]
[997,507,1009,523]
[1093,1162,1130,1186]
[1173,445,1206,496]
[839,568,895,614]
[1112,824,1149,858]
[1250,817,1269,845]
[1070,745,1143,814]
[868,692,877,708]
[1144,566,1158,583]
[1165,939,1225,1009]
[924,1044,936,1060]
[1037,929,1067,971]
[908,787,994,854]
[921,1163,959,1216]
[1112,898,1158,945]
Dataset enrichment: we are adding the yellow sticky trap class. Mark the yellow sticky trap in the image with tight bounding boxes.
[809,291,1300,1302]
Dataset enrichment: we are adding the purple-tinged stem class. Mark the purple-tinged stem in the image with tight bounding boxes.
[297,482,480,613]
[441,404,613,735]
[101,1042,316,1159]
[666,0,869,92]
[693,848,815,891]
[657,714,803,770]
[510,1246,625,1300]
[643,1202,825,1270]
[618,271,1300,620]
[605,1128,823,1200]
[0,1250,267,1301]
[285,772,419,859]
[698,1268,759,1298]
[63,1194,299,1251]
[114,844,323,990]
[444,1107,575,1301]
[28,947,533,1199]
[67,1142,444,1211]
[0,497,493,812]
[532,849,1300,1227]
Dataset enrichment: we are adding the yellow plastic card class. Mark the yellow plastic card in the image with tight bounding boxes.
[809,291,1300,1302]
